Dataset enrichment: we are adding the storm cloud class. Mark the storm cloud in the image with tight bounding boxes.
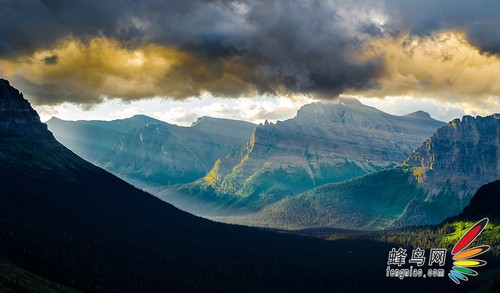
[1,0,500,105]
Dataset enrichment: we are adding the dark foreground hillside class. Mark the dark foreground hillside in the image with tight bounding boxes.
[454,180,500,222]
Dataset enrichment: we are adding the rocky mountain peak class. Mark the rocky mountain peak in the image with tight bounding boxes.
[191,116,255,129]
[0,79,40,123]
[0,78,54,141]
[297,98,358,112]
[405,110,432,119]
[294,99,369,124]
[291,99,443,137]
[404,114,500,196]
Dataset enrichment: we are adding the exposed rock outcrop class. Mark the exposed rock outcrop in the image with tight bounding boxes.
[0,78,54,141]
[404,114,500,198]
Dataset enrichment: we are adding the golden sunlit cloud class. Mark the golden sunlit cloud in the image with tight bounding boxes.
[350,31,500,114]
[0,37,270,105]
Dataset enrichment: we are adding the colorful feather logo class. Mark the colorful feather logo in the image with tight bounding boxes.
[448,218,490,284]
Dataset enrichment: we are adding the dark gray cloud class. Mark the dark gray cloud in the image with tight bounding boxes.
[1,0,500,103]
[380,0,500,53]
[42,54,58,65]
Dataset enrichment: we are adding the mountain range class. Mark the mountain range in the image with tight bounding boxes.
[48,115,255,187]
[178,99,444,213]
[227,114,500,230]
[45,88,500,233]
[44,81,500,232]
[48,98,445,216]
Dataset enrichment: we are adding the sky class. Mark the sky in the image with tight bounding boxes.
[1,0,500,125]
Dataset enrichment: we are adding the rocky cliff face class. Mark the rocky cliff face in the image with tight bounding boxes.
[0,78,54,141]
[188,98,445,212]
[404,114,500,198]
[0,79,91,170]
[252,99,443,172]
